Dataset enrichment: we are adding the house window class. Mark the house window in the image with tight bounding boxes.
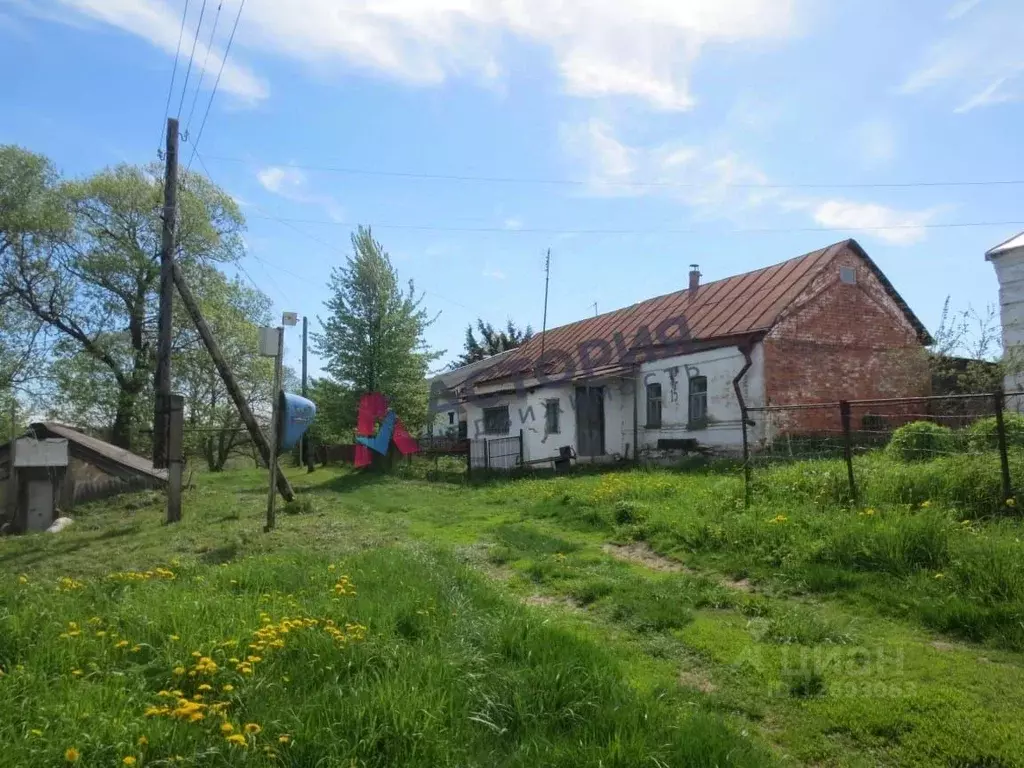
[688,376,708,429]
[646,383,662,428]
[545,399,560,434]
[840,266,856,284]
[482,406,510,435]
[448,411,455,425]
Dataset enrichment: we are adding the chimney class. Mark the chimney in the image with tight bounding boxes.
[689,264,701,292]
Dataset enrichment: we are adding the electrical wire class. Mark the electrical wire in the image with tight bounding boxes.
[244,213,1024,236]
[186,0,247,170]
[176,0,208,120]
[184,1,224,137]
[157,0,191,154]
[201,153,1024,191]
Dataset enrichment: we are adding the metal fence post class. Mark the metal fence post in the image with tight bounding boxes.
[519,429,524,466]
[839,401,858,505]
[740,404,751,508]
[484,438,490,470]
[465,441,472,479]
[994,390,1013,505]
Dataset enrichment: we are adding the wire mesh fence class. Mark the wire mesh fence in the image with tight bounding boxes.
[743,391,1024,508]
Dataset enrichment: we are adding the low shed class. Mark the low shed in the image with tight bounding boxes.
[1,422,168,533]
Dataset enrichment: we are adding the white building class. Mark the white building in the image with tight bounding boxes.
[431,240,929,466]
[986,231,1024,397]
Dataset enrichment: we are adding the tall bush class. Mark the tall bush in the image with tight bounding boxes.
[966,413,1024,451]
[886,421,954,462]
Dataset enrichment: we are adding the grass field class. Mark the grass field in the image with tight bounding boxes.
[3,458,1024,767]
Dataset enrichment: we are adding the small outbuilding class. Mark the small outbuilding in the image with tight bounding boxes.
[1,422,167,534]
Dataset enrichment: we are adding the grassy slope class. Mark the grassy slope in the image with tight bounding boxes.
[3,463,1024,767]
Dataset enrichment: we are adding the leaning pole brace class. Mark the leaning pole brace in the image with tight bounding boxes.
[172,261,295,502]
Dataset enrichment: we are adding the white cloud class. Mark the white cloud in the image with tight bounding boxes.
[37,0,801,111]
[811,200,937,246]
[52,0,268,103]
[482,267,506,280]
[562,119,939,246]
[901,0,1023,112]
[256,165,345,221]
[851,117,897,167]
[256,166,305,195]
[502,217,523,230]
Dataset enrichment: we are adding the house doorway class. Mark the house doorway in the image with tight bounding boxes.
[575,385,605,456]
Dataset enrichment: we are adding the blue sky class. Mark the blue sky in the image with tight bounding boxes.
[2,0,1023,376]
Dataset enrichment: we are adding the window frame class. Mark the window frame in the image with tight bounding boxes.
[482,405,511,435]
[688,375,708,430]
[448,411,455,425]
[544,398,560,435]
[645,382,663,429]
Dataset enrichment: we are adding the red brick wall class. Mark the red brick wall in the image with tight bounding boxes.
[762,246,929,435]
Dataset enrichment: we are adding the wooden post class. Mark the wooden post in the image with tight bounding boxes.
[266,328,284,531]
[172,262,294,501]
[301,315,314,472]
[519,428,524,466]
[166,394,184,523]
[632,369,640,466]
[154,117,178,469]
[839,401,858,505]
[994,390,1013,505]
[484,438,489,470]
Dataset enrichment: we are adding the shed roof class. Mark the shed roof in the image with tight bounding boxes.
[476,239,928,385]
[0,423,167,486]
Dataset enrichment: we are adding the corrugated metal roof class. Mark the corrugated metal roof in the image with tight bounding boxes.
[476,239,927,385]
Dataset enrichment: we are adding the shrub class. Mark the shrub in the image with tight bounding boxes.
[886,421,955,462]
[966,413,1024,452]
[614,500,649,525]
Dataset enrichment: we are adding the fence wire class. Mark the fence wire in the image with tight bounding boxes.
[743,391,1023,507]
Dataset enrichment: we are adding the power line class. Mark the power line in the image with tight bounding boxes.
[157,0,191,154]
[186,0,247,170]
[245,213,1024,236]
[201,153,1024,191]
[184,0,223,136]
[176,0,208,120]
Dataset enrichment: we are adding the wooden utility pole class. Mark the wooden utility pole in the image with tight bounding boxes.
[301,314,314,472]
[166,394,184,523]
[172,262,295,501]
[154,117,178,469]
[266,327,284,531]
[540,249,550,364]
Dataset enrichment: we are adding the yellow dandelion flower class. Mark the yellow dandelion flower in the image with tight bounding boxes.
[30,729,43,737]
[1007,497,1017,507]
[226,733,247,747]
[244,723,262,735]
[198,683,212,692]
[935,572,946,579]
[131,645,142,653]
[169,635,180,642]
[328,564,336,571]
[71,669,83,677]
[18,575,28,585]
[188,712,204,723]
[122,757,137,766]
[921,500,932,508]
[172,666,185,675]
[228,657,239,664]
[137,736,148,746]
[246,655,262,663]
[278,734,290,744]
[116,640,130,648]
[220,722,234,734]
[65,747,81,762]
[95,630,107,638]
[221,684,234,692]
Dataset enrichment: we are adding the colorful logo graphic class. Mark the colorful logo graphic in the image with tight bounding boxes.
[354,392,418,468]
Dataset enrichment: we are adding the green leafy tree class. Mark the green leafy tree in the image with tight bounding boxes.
[455,318,533,367]
[1,151,243,449]
[314,226,441,436]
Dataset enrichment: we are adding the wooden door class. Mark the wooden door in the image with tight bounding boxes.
[575,386,605,456]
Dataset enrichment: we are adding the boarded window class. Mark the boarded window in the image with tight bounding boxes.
[688,376,708,428]
[545,399,560,434]
[646,383,662,428]
[483,406,510,435]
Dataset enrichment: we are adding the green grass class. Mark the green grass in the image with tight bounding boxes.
[4,456,1024,766]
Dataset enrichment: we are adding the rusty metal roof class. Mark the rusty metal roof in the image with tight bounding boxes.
[476,239,928,385]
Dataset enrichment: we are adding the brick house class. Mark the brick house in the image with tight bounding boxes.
[436,239,931,461]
